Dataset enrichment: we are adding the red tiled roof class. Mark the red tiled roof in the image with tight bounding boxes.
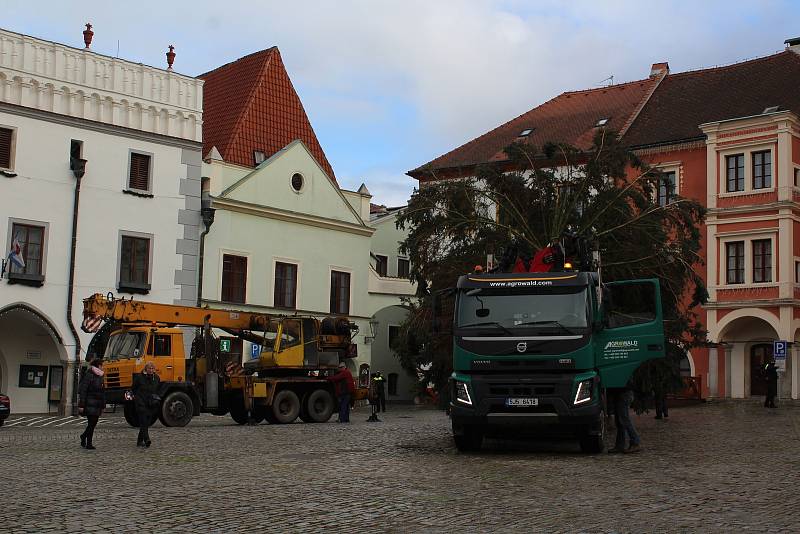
[201,48,336,181]
[624,51,800,147]
[409,77,657,176]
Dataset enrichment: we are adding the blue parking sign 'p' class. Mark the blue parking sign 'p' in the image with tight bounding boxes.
[251,343,261,359]
[774,340,787,358]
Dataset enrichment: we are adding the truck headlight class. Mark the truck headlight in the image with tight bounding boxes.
[574,378,593,405]
[454,381,472,405]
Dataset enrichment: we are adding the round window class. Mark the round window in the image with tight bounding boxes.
[291,173,304,192]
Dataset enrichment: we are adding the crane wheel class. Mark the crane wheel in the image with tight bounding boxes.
[229,404,248,425]
[270,389,300,424]
[305,389,335,423]
[159,391,193,427]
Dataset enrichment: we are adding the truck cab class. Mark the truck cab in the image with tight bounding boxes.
[449,271,664,452]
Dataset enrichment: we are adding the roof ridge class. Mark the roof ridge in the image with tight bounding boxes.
[560,76,652,96]
[197,47,277,78]
[619,72,665,137]
[225,49,277,162]
[665,49,792,79]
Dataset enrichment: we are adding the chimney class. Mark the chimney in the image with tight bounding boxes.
[650,62,669,78]
[82,23,94,50]
[786,37,800,55]
[166,45,176,70]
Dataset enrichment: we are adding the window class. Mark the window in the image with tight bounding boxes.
[752,151,772,189]
[388,325,401,351]
[398,258,410,278]
[119,235,151,293]
[595,118,609,127]
[8,223,45,282]
[291,173,304,192]
[518,128,533,137]
[726,241,745,284]
[657,171,676,207]
[794,168,800,187]
[151,334,172,356]
[330,270,351,315]
[752,239,772,283]
[604,282,657,328]
[274,262,298,309]
[222,254,247,303]
[795,261,800,284]
[128,152,152,192]
[253,151,266,165]
[726,154,744,192]
[0,127,14,170]
[375,255,388,277]
[388,373,398,396]
[278,319,301,350]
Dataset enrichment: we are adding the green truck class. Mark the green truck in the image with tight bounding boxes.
[448,271,665,452]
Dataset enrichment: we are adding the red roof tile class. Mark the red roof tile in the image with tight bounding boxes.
[201,48,336,181]
[409,77,657,176]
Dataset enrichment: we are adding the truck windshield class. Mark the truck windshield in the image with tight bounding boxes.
[104,331,147,361]
[457,288,589,331]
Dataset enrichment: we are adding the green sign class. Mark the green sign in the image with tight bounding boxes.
[220,339,231,353]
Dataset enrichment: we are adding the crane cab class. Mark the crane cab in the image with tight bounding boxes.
[102,325,186,391]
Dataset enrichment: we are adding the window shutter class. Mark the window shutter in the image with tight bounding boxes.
[129,153,151,191]
[0,128,12,169]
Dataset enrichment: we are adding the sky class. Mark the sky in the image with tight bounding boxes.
[4,0,800,206]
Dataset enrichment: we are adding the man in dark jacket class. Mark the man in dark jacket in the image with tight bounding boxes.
[608,385,641,454]
[132,362,161,447]
[327,362,355,423]
[78,357,106,450]
[372,371,386,413]
[764,359,778,408]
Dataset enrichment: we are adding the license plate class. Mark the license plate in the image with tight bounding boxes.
[506,397,538,407]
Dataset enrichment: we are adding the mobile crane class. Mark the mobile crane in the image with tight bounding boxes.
[82,293,362,427]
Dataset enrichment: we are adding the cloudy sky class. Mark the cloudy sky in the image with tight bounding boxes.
[5,1,799,205]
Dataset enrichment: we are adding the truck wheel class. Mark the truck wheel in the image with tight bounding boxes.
[229,403,248,425]
[453,426,483,452]
[579,409,606,454]
[299,392,312,423]
[123,403,140,427]
[305,389,334,423]
[160,392,193,427]
[271,389,300,424]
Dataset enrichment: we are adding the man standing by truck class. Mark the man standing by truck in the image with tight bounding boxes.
[608,385,641,454]
[328,363,355,423]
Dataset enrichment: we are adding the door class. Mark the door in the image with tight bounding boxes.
[750,344,772,396]
[596,279,665,388]
[149,333,175,382]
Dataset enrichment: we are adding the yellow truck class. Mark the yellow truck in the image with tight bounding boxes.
[82,293,364,427]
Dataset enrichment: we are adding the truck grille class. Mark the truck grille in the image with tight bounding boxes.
[105,373,120,388]
[489,385,555,396]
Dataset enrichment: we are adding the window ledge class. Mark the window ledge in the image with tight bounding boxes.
[718,188,775,198]
[6,272,44,287]
[117,282,151,294]
[123,188,154,198]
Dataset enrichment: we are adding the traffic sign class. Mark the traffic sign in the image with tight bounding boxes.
[220,339,231,353]
[251,343,261,359]
[774,340,787,359]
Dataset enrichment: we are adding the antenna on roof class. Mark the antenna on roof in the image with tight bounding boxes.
[598,75,614,86]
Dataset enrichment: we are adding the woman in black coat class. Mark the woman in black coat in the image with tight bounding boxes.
[78,357,106,450]
[132,361,161,447]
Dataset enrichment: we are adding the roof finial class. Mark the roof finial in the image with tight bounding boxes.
[83,23,94,50]
[166,45,176,71]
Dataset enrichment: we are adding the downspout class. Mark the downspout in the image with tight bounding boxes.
[67,155,87,416]
[197,177,215,306]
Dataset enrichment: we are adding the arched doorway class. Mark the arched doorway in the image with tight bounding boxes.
[716,311,778,398]
[749,344,773,396]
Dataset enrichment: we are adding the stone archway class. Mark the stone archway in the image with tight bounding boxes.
[0,303,67,413]
[717,313,779,399]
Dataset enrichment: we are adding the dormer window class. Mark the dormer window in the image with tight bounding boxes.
[518,128,533,137]
[595,118,609,127]
[254,151,266,165]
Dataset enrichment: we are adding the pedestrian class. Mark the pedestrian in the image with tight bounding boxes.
[372,371,386,413]
[78,357,106,450]
[654,387,669,420]
[764,359,778,408]
[327,362,355,423]
[608,386,641,454]
[132,361,161,447]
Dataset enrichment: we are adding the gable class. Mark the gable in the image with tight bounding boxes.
[220,141,363,226]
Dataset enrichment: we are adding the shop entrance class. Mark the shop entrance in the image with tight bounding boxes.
[750,343,773,397]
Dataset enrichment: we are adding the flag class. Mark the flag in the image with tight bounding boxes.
[8,236,24,269]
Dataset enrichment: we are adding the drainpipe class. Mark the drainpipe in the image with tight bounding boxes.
[67,155,87,416]
[196,178,215,307]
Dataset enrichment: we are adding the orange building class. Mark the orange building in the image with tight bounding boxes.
[409,38,800,401]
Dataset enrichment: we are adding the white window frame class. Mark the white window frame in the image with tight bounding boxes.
[218,248,251,304]
[328,265,353,316]
[271,257,301,309]
[6,217,49,281]
[125,149,155,195]
[397,256,410,278]
[717,142,775,197]
[652,162,680,206]
[0,124,18,172]
[116,230,154,293]
[718,231,777,287]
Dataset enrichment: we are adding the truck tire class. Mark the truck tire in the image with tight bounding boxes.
[271,389,300,424]
[123,403,156,427]
[304,389,335,423]
[453,425,483,452]
[229,403,248,425]
[159,391,193,427]
[579,409,606,454]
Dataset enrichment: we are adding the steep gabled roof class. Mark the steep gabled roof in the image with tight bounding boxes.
[201,48,336,181]
[624,51,800,147]
[409,77,658,177]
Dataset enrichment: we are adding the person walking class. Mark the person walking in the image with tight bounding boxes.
[764,359,778,408]
[327,362,355,423]
[654,386,669,420]
[132,362,161,447]
[608,386,641,454]
[78,357,106,450]
[372,371,386,413]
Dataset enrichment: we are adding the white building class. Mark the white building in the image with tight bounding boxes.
[0,27,203,413]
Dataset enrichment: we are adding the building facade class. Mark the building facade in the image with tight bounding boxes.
[0,28,203,413]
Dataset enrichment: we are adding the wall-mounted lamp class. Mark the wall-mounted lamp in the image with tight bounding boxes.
[364,319,380,344]
[70,157,88,179]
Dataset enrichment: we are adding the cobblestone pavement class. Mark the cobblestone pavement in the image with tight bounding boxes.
[2,400,799,533]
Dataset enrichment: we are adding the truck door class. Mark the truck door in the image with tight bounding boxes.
[148,332,175,382]
[595,279,665,388]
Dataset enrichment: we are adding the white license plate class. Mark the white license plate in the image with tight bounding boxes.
[506,397,538,407]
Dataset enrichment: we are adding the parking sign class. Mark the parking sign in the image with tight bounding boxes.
[774,341,787,371]
[251,343,261,359]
